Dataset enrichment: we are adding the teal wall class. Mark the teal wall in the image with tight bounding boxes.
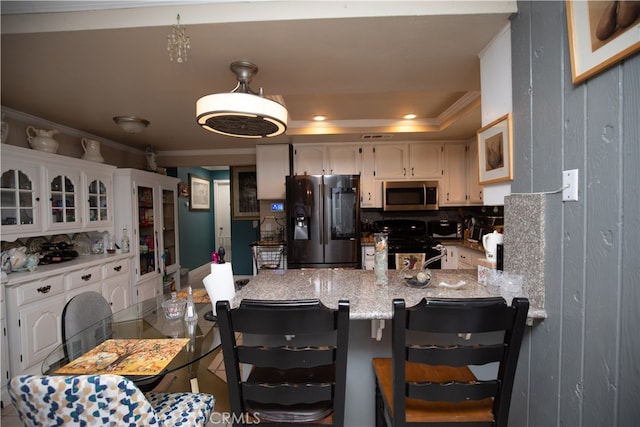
[175,167,257,276]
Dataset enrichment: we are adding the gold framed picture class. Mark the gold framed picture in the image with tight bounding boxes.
[231,165,259,220]
[477,113,513,185]
[566,0,640,84]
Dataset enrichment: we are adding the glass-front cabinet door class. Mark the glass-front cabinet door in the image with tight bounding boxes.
[0,161,42,235]
[85,171,113,230]
[162,188,178,272]
[46,167,81,230]
[137,185,157,280]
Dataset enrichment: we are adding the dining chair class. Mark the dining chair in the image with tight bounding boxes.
[372,297,529,427]
[62,291,113,360]
[8,374,215,427]
[216,298,350,425]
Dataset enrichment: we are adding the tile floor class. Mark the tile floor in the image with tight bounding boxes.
[1,276,231,426]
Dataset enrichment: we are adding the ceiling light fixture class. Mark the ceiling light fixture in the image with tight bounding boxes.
[196,61,288,138]
[403,113,417,120]
[113,116,150,134]
[313,115,326,121]
[167,14,190,63]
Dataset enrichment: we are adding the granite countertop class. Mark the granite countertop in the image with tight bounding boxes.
[234,268,520,320]
[361,237,485,254]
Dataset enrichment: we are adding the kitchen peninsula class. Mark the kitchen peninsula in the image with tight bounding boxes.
[232,268,534,427]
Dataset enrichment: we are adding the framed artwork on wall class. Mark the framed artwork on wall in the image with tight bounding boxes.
[189,174,210,211]
[566,0,640,84]
[231,165,259,220]
[477,113,513,185]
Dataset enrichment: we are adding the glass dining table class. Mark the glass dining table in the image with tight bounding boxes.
[42,295,220,391]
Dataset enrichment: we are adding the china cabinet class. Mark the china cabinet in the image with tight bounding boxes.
[0,145,115,240]
[256,144,290,200]
[114,169,180,302]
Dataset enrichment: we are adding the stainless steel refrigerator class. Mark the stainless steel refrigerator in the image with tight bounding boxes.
[286,175,360,269]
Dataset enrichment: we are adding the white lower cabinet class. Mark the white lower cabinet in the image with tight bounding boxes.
[4,254,132,381]
[135,276,162,303]
[457,246,482,269]
[441,245,458,269]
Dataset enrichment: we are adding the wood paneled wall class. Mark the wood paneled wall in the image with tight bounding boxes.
[510,1,639,425]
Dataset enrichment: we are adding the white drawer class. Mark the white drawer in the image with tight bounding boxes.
[16,276,65,306]
[65,265,102,291]
[103,258,130,279]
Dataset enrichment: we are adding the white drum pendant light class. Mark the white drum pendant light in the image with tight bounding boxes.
[196,61,288,138]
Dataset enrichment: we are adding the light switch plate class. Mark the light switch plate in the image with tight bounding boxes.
[562,169,579,202]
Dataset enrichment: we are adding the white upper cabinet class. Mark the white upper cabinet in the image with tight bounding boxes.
[326,145,360,175]
[292,144,326,175]
[441,143,467,206]
[408,143,443,179]
[256,144,290,200]
[359,146,380,208]
[466,138,483,205]
[374,144,408,179]
[293,144,361,176]
[44,165,82,231]
[1,156,43,236]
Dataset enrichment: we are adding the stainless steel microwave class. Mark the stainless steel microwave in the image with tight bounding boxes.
[383,180,439,211]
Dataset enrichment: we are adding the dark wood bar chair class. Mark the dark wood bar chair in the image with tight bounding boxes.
[372,297,529,427]
[217,299,350,426]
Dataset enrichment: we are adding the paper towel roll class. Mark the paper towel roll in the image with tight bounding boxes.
[203,263,236,316]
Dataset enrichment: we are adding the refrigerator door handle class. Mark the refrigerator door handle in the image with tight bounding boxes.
[319,183,324,246]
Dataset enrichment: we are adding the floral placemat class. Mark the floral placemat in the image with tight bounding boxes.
[176,288,210,303]
[56,338,189,376]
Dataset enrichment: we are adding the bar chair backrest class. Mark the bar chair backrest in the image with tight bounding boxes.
[373,297,529,427]
[217,298,350,426]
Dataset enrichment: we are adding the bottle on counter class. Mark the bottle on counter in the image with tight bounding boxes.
[121,226,130,253]
[184,286,198,322]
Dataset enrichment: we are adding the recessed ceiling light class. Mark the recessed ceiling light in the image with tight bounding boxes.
[403,113,417,120]
[313,115,326,121]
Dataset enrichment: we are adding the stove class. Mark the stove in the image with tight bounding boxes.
[371,220,442,269]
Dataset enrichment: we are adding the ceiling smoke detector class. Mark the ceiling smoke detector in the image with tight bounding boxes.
[196,61,288,138]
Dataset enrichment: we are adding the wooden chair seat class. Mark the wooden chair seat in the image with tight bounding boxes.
[373,358,494,423]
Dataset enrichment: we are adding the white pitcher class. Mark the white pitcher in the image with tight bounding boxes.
[81,138,104,163]
[482,230,503,261]
[26,126,59,153]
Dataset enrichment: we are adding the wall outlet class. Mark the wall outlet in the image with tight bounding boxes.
[562,169,579,202]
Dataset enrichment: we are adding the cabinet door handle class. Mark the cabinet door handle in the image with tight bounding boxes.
[82,274,92,281]
[403,168,406,176]
[114,265,122,272]
[411,167,414,176]
[37,285,51,294]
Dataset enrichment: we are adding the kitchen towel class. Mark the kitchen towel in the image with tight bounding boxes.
[203,262,236,317]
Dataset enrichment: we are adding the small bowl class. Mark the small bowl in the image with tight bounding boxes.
[162,297,186,319]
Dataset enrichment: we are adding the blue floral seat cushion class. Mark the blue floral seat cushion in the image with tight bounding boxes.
[9,374,215,427]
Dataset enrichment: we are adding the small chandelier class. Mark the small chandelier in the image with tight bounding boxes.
[167,14,190,63]
[196,61,288,138]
